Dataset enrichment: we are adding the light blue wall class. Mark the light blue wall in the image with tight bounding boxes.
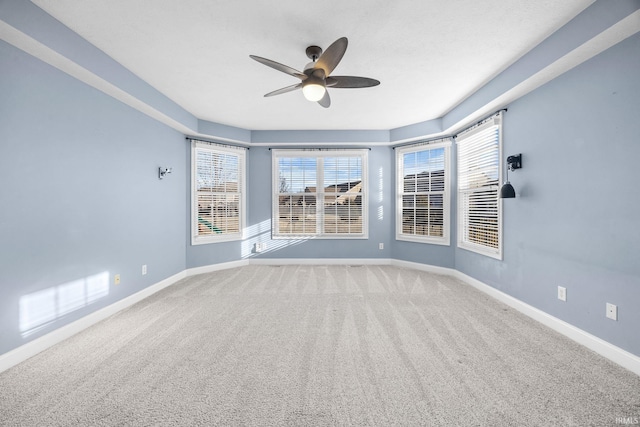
[0,40,187,355]
[251,130,390,144]
[197,120,251,144]
[455,33,640,356]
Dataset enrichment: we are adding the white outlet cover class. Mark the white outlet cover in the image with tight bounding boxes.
[606,303,617,321]
[558,286,566,301]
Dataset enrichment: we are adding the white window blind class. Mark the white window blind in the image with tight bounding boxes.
[191,140,246,245]
[272,149,367,239]
[456,113,502,259]
[396,139,451,245]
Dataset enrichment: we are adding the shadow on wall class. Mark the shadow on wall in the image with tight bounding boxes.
[19,272,110,337]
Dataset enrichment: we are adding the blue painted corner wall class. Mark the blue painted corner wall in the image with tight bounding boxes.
[455,32,640,355]
[0,39,187,355]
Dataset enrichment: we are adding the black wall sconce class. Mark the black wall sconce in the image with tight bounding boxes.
[499,154,522,199]
[158,167,173,180]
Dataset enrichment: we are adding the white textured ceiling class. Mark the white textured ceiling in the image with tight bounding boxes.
[33,0,594,131]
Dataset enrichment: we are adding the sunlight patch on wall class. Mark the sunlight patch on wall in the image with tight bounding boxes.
[19,272,110,337]
[241,219,305,258]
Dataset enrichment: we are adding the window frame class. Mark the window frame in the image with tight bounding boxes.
[271,149,368,240]
[456,113,503,259]
[395,139,451,246]
[191,140,246,245]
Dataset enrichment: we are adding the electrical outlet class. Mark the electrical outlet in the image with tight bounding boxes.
[142,265,147,275]
[114,274,121,285]
[379,243,384,250]
[557,286,566,302]
[255,242,263,253]
[606,303,617,321]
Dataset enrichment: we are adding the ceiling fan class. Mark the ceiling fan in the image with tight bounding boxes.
[250,37,380,108]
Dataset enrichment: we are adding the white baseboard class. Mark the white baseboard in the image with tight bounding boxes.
[390,259,455,277]
[185,259,249,277]
[249,257,392,266]
[2,259,639,377]
[391,259,640,376]
[0,270,186,374]
[452,270,640,377]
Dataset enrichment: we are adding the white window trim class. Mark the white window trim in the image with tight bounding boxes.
[395,139,451,246]
[456,113,503,260]
[191,140,246,245]
[271,149,368,240]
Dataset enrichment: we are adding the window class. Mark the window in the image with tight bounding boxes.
[456,112,503,259]
[396,139,451,245]
[272,149,367,239]
[191,140,246,245]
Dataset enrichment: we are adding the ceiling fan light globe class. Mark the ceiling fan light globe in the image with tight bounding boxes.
[302,82,326,102]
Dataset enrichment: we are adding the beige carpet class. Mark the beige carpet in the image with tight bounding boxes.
[1,264,639,426]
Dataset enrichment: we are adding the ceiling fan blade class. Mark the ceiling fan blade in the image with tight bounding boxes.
[327,76,380,88]
[314,37,348,76]
[250,55,306,79]
[264,83,302,97]
[317,90,331,108]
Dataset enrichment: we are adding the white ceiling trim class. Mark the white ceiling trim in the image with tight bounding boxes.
[30,0,596,131]
[3,7,637,146]
[0,20,195,135]
[441,10,640,138]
